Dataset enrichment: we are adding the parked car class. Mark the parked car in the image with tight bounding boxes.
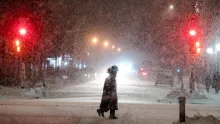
[155,70,174,87]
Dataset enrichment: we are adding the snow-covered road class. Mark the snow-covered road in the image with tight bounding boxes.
[1,75,220,105]
[48,76,220,105]
[1,76,220,124]
[48,76,173,104]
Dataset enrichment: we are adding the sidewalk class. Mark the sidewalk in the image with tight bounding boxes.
[0,99,220,124]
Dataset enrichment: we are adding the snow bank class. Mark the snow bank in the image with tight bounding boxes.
[166,88,210,99]
[190,90,210,99]
[166,88,190,99]
[23,82,47,98]
[23,87,45,98]
[173,115,220,124]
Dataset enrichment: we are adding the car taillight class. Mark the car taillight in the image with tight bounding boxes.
[142,72,147,76]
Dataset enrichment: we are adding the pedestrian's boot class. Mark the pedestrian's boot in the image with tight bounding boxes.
[97,109,105,117]
[109,109,118,119]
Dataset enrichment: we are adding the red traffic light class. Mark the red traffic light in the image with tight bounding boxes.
[189,30,196,36]
[19,28,27,35]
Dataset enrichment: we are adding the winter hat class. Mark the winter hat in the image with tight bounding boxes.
[111,65,119,73]
[107,65,119,74]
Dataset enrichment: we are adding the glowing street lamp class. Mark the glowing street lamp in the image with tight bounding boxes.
[104,41,109,47]
[117,48,121,52]
[169,4,174,10]
[92,37,98,44]
[112,45,115,49]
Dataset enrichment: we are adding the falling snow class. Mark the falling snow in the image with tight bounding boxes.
[1,0,220,123]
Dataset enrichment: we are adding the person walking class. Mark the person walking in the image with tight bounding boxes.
[213,71,220,94]
[97,65,119,119]
[215,72,220,94]
[204,74,212,93]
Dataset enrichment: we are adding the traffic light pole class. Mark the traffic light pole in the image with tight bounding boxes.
[17,54,21,84]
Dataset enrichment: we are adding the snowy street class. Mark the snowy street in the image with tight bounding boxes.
[48,76,172,104]
[1,75,220,105]
[1,76,220,123]
[0,100,220,124]
[47,75,220,105]
[2,0,220,123]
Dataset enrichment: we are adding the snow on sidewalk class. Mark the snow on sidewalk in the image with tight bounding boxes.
[166,88,210,99]
[173,115,220,124]
[0,101,220,124]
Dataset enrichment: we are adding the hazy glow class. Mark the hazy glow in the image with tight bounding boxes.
[104,41,109,47]
[92,37,98,43]
[207,48,213,54]
[169,4,174,10]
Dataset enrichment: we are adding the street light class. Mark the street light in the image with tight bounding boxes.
[104,41,109,47]
[112,45,115,49]
[117,48,121,52]
[92,37,98,44]
[207,48,213,54]
[169,4,174,10]
[87,52,90,56]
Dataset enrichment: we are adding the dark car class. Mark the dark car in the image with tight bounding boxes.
[155,70,174,87]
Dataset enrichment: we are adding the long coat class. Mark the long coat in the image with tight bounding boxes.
[215,75,220,89]
[213,74,220,88]
[100,76,118,112]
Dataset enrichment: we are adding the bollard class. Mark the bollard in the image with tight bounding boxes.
[179,97,186,123]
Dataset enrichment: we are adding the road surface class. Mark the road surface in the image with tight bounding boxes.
[47,75,220,105]
[1,75,220,124]
[48,76,173,104]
